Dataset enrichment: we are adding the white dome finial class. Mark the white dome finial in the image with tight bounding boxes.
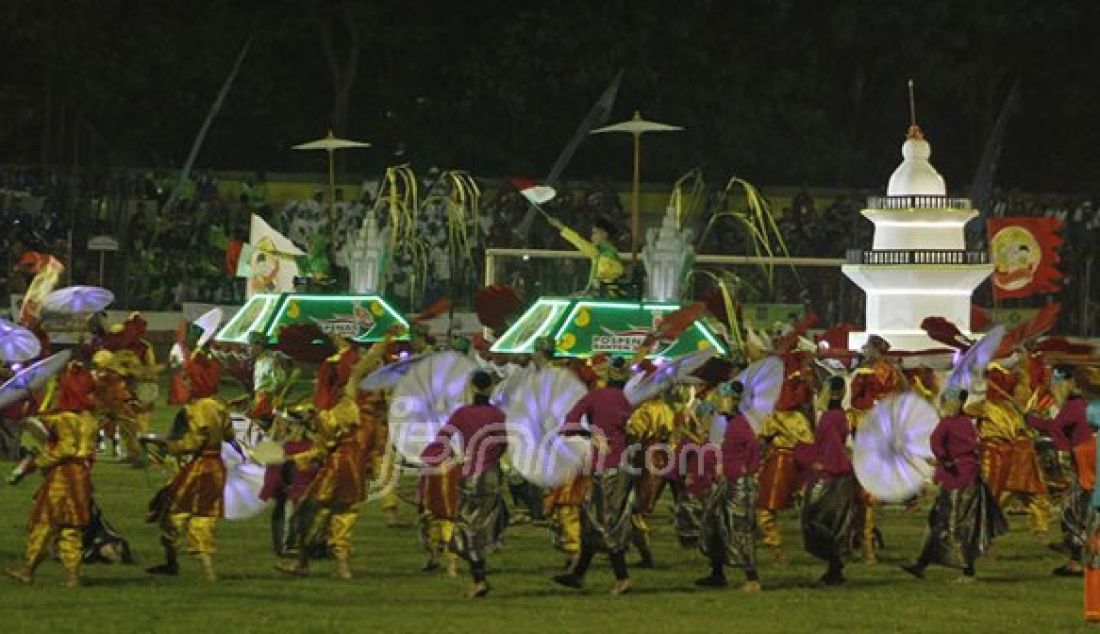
[887,80,946,196]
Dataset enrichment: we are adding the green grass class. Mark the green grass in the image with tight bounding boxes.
[0,402,1092,633]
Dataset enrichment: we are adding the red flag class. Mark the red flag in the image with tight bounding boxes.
[987,217,1063,299]
[226,239,244,275]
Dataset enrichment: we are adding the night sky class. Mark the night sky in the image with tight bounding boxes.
[2,0,1097,191]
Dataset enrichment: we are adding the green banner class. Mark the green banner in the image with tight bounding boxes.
[216,293,409,344]
[491,297,727,359]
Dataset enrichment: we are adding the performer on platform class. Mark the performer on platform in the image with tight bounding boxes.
[547,216,625,296]
[144,396,234,582]
[902,387,1006,583]
[421,370,509,598]
[1028,366,1097,577]
[755,350,815,564]
[694,380,763,592]
[5,361,100,587]
[553,357,637,595]
[848,335,906,562]
[801,376,859,586]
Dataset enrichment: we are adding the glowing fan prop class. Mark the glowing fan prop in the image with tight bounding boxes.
[737,355,783,432]
[360,353,428,391]
[0,350,72,409]
[0,318,41,362]
[491,364,535,410]
[624,347,715,406]
[948,325,1006,390]
[220,442,271,520]
[504,367,590,487]
[852,392,938,502]
[389,351,477,465]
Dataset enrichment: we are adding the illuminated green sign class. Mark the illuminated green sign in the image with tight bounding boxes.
[216,293,410,344]
[490,297,728,359]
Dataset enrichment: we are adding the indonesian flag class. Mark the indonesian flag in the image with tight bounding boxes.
[510,177,556,206]
[987,217,1063,300]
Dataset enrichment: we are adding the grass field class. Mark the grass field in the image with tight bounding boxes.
[0,402,1091,633]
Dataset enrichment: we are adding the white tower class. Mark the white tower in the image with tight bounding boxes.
[843,115,992,351]
[348,213,390,293]
[642,206,694,302]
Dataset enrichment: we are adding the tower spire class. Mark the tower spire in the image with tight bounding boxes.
[906,79,924,140]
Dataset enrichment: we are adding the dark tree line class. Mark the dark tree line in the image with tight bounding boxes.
[1,0,1097,191]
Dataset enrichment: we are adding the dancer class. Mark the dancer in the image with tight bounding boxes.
[848,335,906,562]
[625,368,676,568]
[259,406,322,558]
[88,350,140,464]
[967,360,1051,536]
[421,370,509,598]
[144,397,234,582]
[1028,366,1097,576]
[756,350,815,564]
[5,362,99,587]
[694,380,763,592]
[553,357,636,595]
[542,339,592,568]
[275,346,373,579]
[902,387,1007,582]
[246,330,288,431]
[801,376,858,586]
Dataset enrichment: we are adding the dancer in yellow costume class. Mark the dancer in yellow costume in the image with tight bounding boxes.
[144,397,234,582]
[6,367,100,587]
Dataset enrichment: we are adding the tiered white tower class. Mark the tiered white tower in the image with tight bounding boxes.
[348,214,390,293]
[642,207,695,301]
[843,124,992,351]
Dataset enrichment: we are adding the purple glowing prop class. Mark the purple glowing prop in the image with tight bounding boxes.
[504,367,590,487]
[389,351,477,465]
[852,392,938,502]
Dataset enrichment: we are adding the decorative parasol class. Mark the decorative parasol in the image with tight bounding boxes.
[0,318,42,362]
[591,110,683,258]
[293,130,371,225]
[193,307,223,348]
[0,350,72,409]
[359,353,429,392]
[736,355,784,432]
[42,286,115,314]
[388,351,477,465]
[504,367,590,487]
[852,392,938,502]
[948,325,1006,390]
[220,442,271,520]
